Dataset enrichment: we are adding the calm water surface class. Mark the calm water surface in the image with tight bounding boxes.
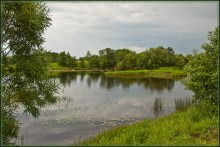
[15,72,193,145]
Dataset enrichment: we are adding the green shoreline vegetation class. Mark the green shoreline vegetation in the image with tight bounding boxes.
[78,101,218,146]
[48,63,186,79]
[104,67,186,79]
[47,66,186,79]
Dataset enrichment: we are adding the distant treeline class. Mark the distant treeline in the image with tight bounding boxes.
[45,46,193,71]
[4,46,192,71]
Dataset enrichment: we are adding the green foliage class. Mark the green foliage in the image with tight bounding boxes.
[59,51,77,68]
[53,46,185,71]
[114,48,134,70]
[90,55,100,70]
[144,46,175,69]
[79,57,85,68]
[166,47,175,66]
[59,51,67,66]
[79,101,218,145]
[1,2,58,144]
[123,52,137,70]
[2,2,51,56]
[184,54,193,64]
[182,26,218,105]
[115,48,133,62]
[85,50,92,60]
[2,102,19,145]
[99,48,116,69]
[47,51,60,62]
[50,62,61,70]
[175,54,186,69]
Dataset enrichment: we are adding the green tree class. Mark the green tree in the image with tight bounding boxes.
[184,54,193,64]
[182,26,218,105]
[79,57,85,68]
[174,54,185,69]
[153,46,166,67]
[66,52,77,68]
[165,47,175,66]
[122,52,137,70]
[136,52,148,69]
[90,55,100,70]
[59,51,77,68]
[85,50,92,60]
[47,51,60,62]
[1,2,58,144]
[115,61,124,70]
[59,51,67,66]
[146,48,160,69]
[99,48,116,70]
[115,48,133,63]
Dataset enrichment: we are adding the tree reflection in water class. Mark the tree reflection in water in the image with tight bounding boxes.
[52,71,175,92]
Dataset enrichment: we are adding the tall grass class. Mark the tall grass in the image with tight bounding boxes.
[175,98,192,111]
[79,100,218,146]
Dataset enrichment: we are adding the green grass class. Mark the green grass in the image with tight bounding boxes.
[104,67,186,79]
[76,61,90,70]
[78,101,218,146]
[49,62,73,70]
[50,61,92,71]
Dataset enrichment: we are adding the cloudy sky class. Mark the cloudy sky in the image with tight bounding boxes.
[44,1,218,58]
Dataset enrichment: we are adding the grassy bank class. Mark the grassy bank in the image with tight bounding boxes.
[49,64,185,79]
[47,69,102,78]
[79,101,218,146]
[104,67,186,79]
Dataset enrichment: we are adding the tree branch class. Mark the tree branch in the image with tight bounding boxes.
[2,11,15,41]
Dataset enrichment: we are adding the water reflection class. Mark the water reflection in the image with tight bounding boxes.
[54,72,175,92]
[87,72,100,88]
[58,72,78,88]
[153,97,164,118]
[15,71,193,145]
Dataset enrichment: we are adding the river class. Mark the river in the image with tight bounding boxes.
[15,71,193,145]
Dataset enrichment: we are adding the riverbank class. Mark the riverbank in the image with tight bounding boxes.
[48,66,186,79]
[78,101,218,146]
[104,67,186,79]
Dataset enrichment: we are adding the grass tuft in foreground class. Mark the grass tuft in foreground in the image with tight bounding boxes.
[78,101,218,146]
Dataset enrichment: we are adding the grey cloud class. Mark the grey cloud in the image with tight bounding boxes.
[43,1,218,58]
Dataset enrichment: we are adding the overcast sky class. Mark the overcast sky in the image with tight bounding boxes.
[44,1,218,58]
